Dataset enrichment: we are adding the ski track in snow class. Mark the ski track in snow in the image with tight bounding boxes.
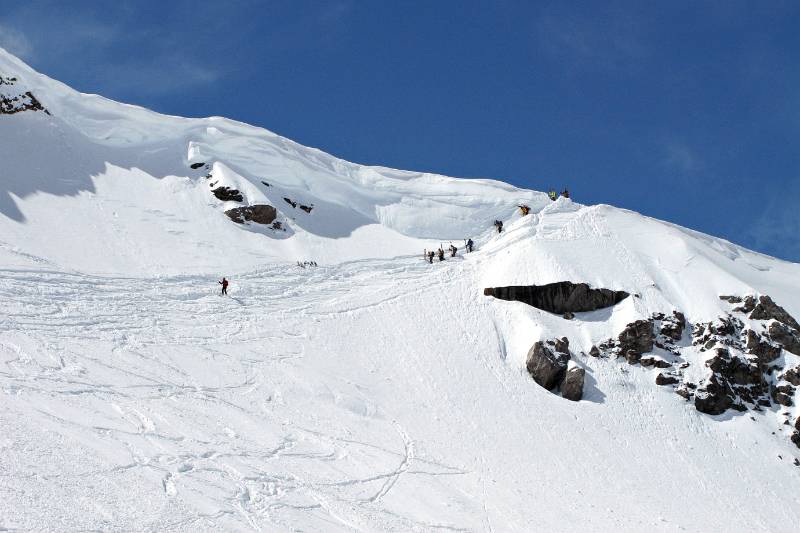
[2,248,800,532]
[0,260,476,532]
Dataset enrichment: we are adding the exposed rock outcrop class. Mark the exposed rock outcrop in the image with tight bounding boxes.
[519,293,800,449]
[525,338,586,401]
[781,366,800,387]
[745,329,781,364]
[769,322,800,356]
[656,373,680,386]
[749,296,800,330]
[212,186,244,202]
[225,205,277,225]
[562,364,585,401]
[485,282,629,315]
[0,76,49,115]
[689,295,800,420]
[526,341,569,391]
[660,311,686,341]
[618,319,655,364]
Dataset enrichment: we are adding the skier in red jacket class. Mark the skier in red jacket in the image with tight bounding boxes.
[219,277,229,295]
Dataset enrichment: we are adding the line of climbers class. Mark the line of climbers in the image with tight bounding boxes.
[424,239,474,264]
[429,186,572,263]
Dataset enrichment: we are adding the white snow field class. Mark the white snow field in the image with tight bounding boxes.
[2,47,800,532]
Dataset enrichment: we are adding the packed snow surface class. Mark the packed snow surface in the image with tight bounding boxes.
[2,47,800,531]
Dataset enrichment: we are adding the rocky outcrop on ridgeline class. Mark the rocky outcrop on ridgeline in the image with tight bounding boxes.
[485,282,629,316]
[225,205,277,225]
[525,337,584,401]
[748,295,800,331]
[0,75,49,115]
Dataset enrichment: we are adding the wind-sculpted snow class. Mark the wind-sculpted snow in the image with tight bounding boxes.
[0,47,541,261]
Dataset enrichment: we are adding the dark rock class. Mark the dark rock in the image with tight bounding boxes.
[795,417,800,431]
[624,350,642,365]
[660,311,686,341]
[299,204,313,213]
[792,432,800,449]
[768,322,800,356]
[734,295,757,314]
[695,378,735,415]
[676,387,693,400]
[261,181,271,187]
[484,282,629,315]
[745,329,781,364]
[589,345,600,357]
[772,385,794,407]
[0,90,48,115]
[271,221,283,230]
[618,319,655,359]
[283,197,298,208]
[562,366,585,401]
[719,295,743,304]
[679,362,690,369]
[641,357,672,368]
[750,296,800,330]
[212,187,244,202]
[656,373,679,386]
[190,162,205,169]
[526,341,570,391]
[225,205,277,225]
[781,366,800,386]
[554,337,569,355]
[709,316,740,337]
[563,311,575,320]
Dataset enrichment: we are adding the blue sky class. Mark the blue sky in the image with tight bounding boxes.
[1,0,798,261]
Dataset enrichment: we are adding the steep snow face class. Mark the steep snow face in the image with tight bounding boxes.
[0,47,540,274]
[2,48,800,531]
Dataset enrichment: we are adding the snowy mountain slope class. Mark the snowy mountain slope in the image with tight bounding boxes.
[2,47,800,531]
[0,48,539,274]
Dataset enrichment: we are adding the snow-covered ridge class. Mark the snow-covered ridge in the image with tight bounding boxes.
[0,46,546,273]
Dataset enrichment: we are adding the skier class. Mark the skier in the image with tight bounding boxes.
[548,190,557,201]
[561,188,570,199]
[218,277,229,295]
[437,248,445,262]
[427,250,435,264]
[518,204,530,216]
[466,238,474,252]
[449,244,457,257]
[494,220,503,233]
